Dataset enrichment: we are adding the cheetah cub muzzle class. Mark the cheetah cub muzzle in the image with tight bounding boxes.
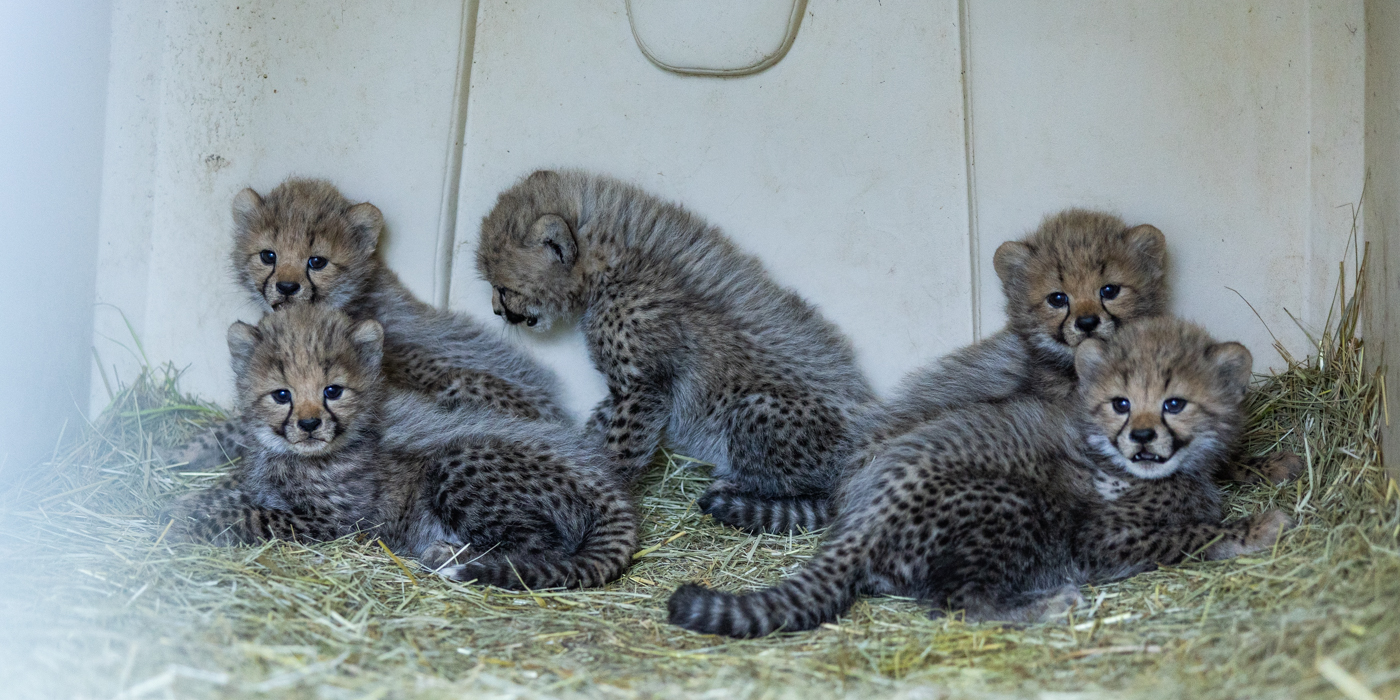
[165,178,569,474]
[162,305,638,590]
[476,170,875,534]
[667,316,1290,637]
[853,209,1169,470]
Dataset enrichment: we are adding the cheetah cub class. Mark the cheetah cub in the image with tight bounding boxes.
[163,305,638,590]
[668,317,1290,637]
[476,170,875,533]
[855,207,1296,487]
[172,179,568,471]
[854,209,1168,465]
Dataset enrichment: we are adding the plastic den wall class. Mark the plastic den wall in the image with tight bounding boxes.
[89,0,1378,434]
[0,1,111,473]
[1365,0,1399,480]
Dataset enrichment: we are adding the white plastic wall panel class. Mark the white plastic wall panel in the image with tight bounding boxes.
[449,0,973,418]
[0,1,111,469]
[1364,0,1400,479]
[90,0,1375,423]
[90,0,470,411]
[964,0,1365,367]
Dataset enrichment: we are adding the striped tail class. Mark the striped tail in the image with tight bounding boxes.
[697,489,834,534]
[446,504,638,590]
[667,531,863,637]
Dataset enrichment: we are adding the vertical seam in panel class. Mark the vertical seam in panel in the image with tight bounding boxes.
[433,0,481,309]
[959,0,981,341]
[1303,3,1314,331]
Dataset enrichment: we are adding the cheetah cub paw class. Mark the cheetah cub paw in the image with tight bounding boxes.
[1240,510,1293,552]
[1033,584,1086,622]
[1224,450,1304,485]
[420,540,471,572]
[1255,451,1305,484]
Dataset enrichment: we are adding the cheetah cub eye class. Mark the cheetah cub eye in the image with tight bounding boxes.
[477,196,587,332]
[227,306,384,458]
[991,211,1168,359]
[1075,318,1252,481]
[230,181,386,313]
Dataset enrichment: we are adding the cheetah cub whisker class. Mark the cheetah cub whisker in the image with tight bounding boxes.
[162,305,638,590]
[849,209,1169,475]
[166,178,569,473]
[477,170,875,534]
[668,316,1291,637]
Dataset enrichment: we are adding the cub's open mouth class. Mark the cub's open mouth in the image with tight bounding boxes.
[1131,451,1167,463]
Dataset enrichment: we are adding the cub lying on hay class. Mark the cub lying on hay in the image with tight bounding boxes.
[670,317,1293,637]
[163,305,638,590]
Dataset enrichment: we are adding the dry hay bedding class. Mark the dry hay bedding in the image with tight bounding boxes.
[2,283,1397,699]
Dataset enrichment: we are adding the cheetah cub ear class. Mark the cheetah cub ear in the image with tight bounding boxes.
[350,319,385,368]
[345,202,385,255]
[227,321,261,377]
[1123,224,1167,266]
[531,214,578,266]
[991,240,1033,285]
[1206,341,1253,399]
[231,188,265,232]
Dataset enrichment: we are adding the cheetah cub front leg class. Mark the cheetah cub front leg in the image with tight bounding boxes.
[591,390,669,485]
[161,483,342,545]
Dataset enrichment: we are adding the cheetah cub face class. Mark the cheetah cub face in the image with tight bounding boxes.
[1076,318,1252,480]
[229,305,385,456]
[230,179,385,313]
[993,210,1168,360]
[476,171,585,331]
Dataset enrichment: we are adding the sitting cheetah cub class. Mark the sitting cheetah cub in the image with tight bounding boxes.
[852,207,1298,488]
[163,305,638,590]
[172,179,568,471]
[668,317,1290,637]
[852,209,1168,468]
[476,170,875,533]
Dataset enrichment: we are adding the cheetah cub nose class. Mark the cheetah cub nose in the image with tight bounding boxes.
[276,281,301,295]
[1075,315,1101,333]
[1129,428,1156,444]
[297,418,322,433]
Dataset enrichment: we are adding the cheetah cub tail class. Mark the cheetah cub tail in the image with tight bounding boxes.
[442,499,638,590]
[696,484,834,534]
[667,528,864,637]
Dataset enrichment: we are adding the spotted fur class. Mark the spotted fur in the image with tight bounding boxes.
[162,306,637,590]
[168,179,569,471]
[476,170,875,533]
[668,317,1290,637]
[848,209,1169,482]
